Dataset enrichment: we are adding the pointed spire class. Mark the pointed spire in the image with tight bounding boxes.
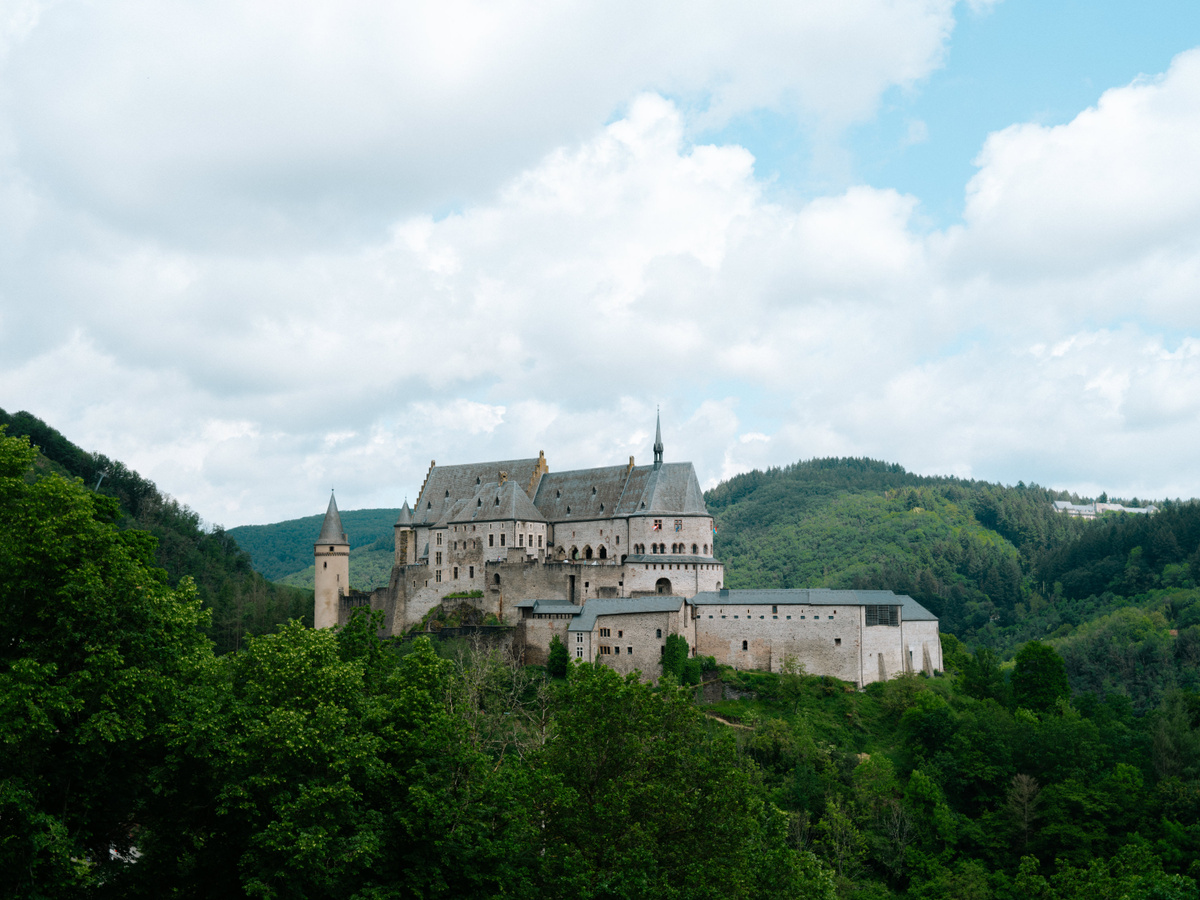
[653,407,664,469]
[396,499,412,527]
[316,491,348,544]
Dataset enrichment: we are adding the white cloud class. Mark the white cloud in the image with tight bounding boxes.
[0,0,959,243]
[5,18,1200,524]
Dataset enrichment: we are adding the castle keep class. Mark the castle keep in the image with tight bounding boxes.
[315,416,942,685]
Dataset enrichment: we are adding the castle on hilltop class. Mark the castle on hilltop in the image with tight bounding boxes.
[314,415,943,685]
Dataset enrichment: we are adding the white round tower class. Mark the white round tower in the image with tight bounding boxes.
[313,492,349,629]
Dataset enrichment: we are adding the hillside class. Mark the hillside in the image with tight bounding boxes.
[0,408,312,652]
[709,458,1200,711]
[228,508,399,582]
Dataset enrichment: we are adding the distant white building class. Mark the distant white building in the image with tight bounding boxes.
[1053,500,1157,519]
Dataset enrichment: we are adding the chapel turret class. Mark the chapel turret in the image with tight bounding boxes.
[313,492,349,629]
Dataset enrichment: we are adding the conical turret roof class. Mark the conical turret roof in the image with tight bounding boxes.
[396,499,412,527]
[316,492,348,544]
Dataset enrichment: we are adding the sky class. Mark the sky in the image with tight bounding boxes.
[3,0,1200,526]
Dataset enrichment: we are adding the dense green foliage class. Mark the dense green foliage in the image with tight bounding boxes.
[709,457,1200,711]
[0,410,311,652]
[228,509,400,583]
[4,427,1200,898]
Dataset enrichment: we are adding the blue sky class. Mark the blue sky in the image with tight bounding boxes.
[718,1,1200,224]
[2,1,1200,524]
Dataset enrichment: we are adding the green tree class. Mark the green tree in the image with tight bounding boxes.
[1012,641,1071,712]
[0,429,211,898]
[661,632,689,680]
[547,633,569,678]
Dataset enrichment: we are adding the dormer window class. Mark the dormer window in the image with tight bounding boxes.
[476,477,481,484]
[592,486,597,495]
[600,503,604,511]
[556,489,561,498]
[445,489,450,497]
[495,497,500,506]
[566,505,571,514]
[477,499,482,507]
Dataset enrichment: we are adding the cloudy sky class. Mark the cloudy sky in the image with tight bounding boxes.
[3,0,1200,526]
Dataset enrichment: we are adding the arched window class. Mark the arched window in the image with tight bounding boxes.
[598,546,607,559]
[493,574,501,586]
[571,546,579,560]
[703,544,709,555]
[655,577,672,595]
[584,546,593,560]
[691,543,698,554]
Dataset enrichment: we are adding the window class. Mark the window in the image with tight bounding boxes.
[653,519,662,531]
[519,533,524,547]
[538,535,543,548]
[741,640,748,651]
[528,533,533,547]
[435,570,442,583]
[500,533,506,547]
[674,519,682,532]
[617,630,623,638]
[835,638,842,646]
[453,566,458,579]
[488,534,494,547]
[576,649,583,658]
[627,647,632,655]
[436,533,442,545]
[600,627,611,637]
[692,543,698,554]
[599,546,607,559]
[614,646,620,655]
[577,634,583,643]
[469,566,474,578]
[771,605,777,614]
[865,605,900,627]
[435,552,442,565]
[656,628,662,638]
[599,645,611,655]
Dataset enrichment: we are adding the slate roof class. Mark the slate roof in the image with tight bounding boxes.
[396,500,412,526]
[689,589,937,621]
[568,597,686,632]
[449,480,546,525]
[533,461,708,522]
[316,493,348,544]
[516,599,584,616]
[413,458,543,527]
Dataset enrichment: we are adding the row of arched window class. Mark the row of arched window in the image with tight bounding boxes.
[634,543,709,556]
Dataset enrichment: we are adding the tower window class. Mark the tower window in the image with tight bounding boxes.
[742,640,748,651]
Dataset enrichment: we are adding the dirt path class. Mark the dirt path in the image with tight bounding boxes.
[703,711,752,731]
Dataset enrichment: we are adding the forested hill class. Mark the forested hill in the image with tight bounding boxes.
[708,457,1200,710]
[229,508,400,582]
[0,408,311,652]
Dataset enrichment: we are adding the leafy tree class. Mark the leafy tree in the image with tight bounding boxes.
[1012,641,1070,711]
[546,633,569,678]
[661,632,689,680]
[0,429,211,898]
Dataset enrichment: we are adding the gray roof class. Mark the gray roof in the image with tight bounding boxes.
[533,461,708,522]
[413,458,543,527]
[396,500,412,526]
[315,493,348,545]
[689,589,937,621]
[517,600,584,616]
[448,479,546,525]
[568,597,685,632]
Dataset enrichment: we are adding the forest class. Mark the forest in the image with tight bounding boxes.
[0,408,312,653]
[5,419,1200,897]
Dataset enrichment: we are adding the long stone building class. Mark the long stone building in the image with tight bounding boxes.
[316,417,942,685]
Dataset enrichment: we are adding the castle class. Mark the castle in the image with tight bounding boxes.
[315,416,943,685]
